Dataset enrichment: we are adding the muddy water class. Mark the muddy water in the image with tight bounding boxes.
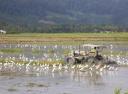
[0,67,128,94]
[0,43,128,94]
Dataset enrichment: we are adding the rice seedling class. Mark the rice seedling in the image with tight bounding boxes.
[7,88,18,92]
[114,88,128,94]
[32,49,42,54]
[114,88,121,94]
[26,82,49,88]
[0,32,128,44]
[0,48,23,53]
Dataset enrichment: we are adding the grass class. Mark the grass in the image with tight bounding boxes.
[63,49,70,56]
[32,49,42,54]
[102,51,128,56]
[5,32,128,38]
[0,32,128,44]
[7,88,17,92]
[0,58,64,65]
[115,88,121,94]
[0,48,23,53]
[114,88,128,94]
[26,82,49,88]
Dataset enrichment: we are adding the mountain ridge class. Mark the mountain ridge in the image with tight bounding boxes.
[0,0,128,33]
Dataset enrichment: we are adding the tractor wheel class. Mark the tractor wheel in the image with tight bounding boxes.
[66,57,75,65]
[86,56,96,64]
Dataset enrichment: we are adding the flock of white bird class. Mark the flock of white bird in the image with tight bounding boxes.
[0,30,6,34]
[0,44,128,76]
[0,58,118,74]
[0,59,120,83]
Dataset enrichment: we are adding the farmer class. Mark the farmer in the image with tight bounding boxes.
[91,47,103,60]
[90,47,98,56]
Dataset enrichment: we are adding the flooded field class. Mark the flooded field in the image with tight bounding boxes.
[0,42,128,64]
[0,67,128,94]
[0,42,128,94]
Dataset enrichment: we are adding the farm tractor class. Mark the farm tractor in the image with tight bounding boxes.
[66,44,117,65]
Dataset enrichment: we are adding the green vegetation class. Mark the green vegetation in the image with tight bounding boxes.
[102,51,128,56]
[26,82,49,88]
[1,0,128,30]
[0,48,23,53]
[0,58,64,65]
[0,32,128,44]
[63,49,70,56]
[115,88,121,94]
[6,32,128,38]
[114,88,128,94]
[1,24,124,34]
[7,88,18,92]
[32,49,42,54]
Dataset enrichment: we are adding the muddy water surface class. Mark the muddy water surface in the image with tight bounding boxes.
[0,67,128,94]
[0,42,128,94]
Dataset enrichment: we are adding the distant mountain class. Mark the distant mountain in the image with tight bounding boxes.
[0,0,128,26]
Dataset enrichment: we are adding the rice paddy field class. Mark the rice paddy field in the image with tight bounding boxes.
[0,32,128,44]
[0,33,128,94]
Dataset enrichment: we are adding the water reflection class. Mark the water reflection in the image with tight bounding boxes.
[0,63,127,94]
[0,64,118,87]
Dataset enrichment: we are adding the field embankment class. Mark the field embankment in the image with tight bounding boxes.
[0,33,128,44]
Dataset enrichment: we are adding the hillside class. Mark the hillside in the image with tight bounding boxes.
[0,0,128,25]
[0,0,128,33]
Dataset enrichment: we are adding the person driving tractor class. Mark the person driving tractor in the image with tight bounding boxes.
[90,47,99,57]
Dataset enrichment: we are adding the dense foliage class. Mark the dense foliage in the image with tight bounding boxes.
[0,0,128,33]
[0,22,128,33]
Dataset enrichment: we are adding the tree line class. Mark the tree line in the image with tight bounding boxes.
[0,22,127,34]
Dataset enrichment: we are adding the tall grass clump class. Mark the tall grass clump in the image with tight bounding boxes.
[114,88,128,94]
[32,49,42,54]
[114,88,121,94]
[0,48,22,53]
